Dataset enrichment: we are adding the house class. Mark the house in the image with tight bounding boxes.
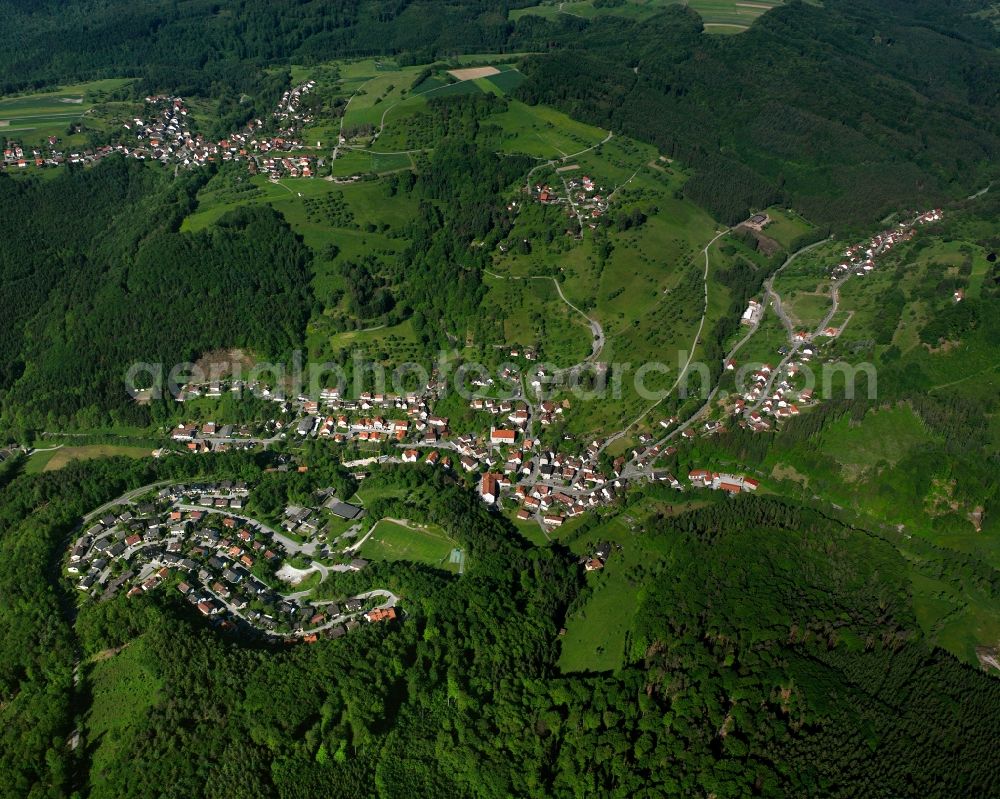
[170,423,195,441]
[365,606,397,623]
[402,449,418,463]
[490,427,517,446]
[688,469,712,487]
[480,472,500,505]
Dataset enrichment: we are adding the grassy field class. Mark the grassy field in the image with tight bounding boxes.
[510,0,784,31]
[0,79,134,147]
[760,206,817,249]
[491,100,608,159]
[817,405,932,470]
[556,503,675,673]
[84,641,162,797]
[26,444,152,473]
[359,518,460,571]
[483,274,593,367]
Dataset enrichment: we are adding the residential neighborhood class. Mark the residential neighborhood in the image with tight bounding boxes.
[66,481,399,643]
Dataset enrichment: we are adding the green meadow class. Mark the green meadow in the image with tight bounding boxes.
[359,518,460,571]
[0,78,134,147]
[510,0,784,31]
[555,500,685,673]
[26,444,152,474]
[84,641,163,796]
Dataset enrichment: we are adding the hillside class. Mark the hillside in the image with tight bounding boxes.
[3,459,1000,798]
[2,0,998,227]
[0,160,313,431]
[0,3,998,799]
[516,0,1000,226]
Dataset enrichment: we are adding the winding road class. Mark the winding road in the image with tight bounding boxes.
[599,226,730,454]
[483,270,605,375]
[617,234,836,470]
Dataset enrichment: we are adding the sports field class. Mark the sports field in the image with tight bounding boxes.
[359,518,461,571]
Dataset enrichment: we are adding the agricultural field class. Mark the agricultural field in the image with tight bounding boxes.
[339,60,429,132]
[0,78,134,148]
[327,57,529,151]
[359,518,461,571]
[509,0,785,32]
[686,0,784,31]
[26,444,152,473]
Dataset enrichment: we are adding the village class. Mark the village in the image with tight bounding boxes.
[829,208,943,279]
[715,208,945,434]
[65,456,759,642]
[158,352,769,536]
[529,172,611,232]
[2,80,319,179]
[66,480,399,643]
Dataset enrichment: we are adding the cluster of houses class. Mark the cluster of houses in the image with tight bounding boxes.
[830,209,942,279]
[129,84,318,177]
[566,174,610,223]
[67,482,396,642]
[477,439,630,529]
[294,385,448,445]
[5,79,320,177]
[165,377,449,451]
[2,137,121,170]
[724,362,811,431]
[169,420,262,452]
[530,174,609,225]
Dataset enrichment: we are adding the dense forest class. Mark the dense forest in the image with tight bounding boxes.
[0,0,555,95]
[0,160,313,433]
[516,0,1000,226]
[2,456,1000,798]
